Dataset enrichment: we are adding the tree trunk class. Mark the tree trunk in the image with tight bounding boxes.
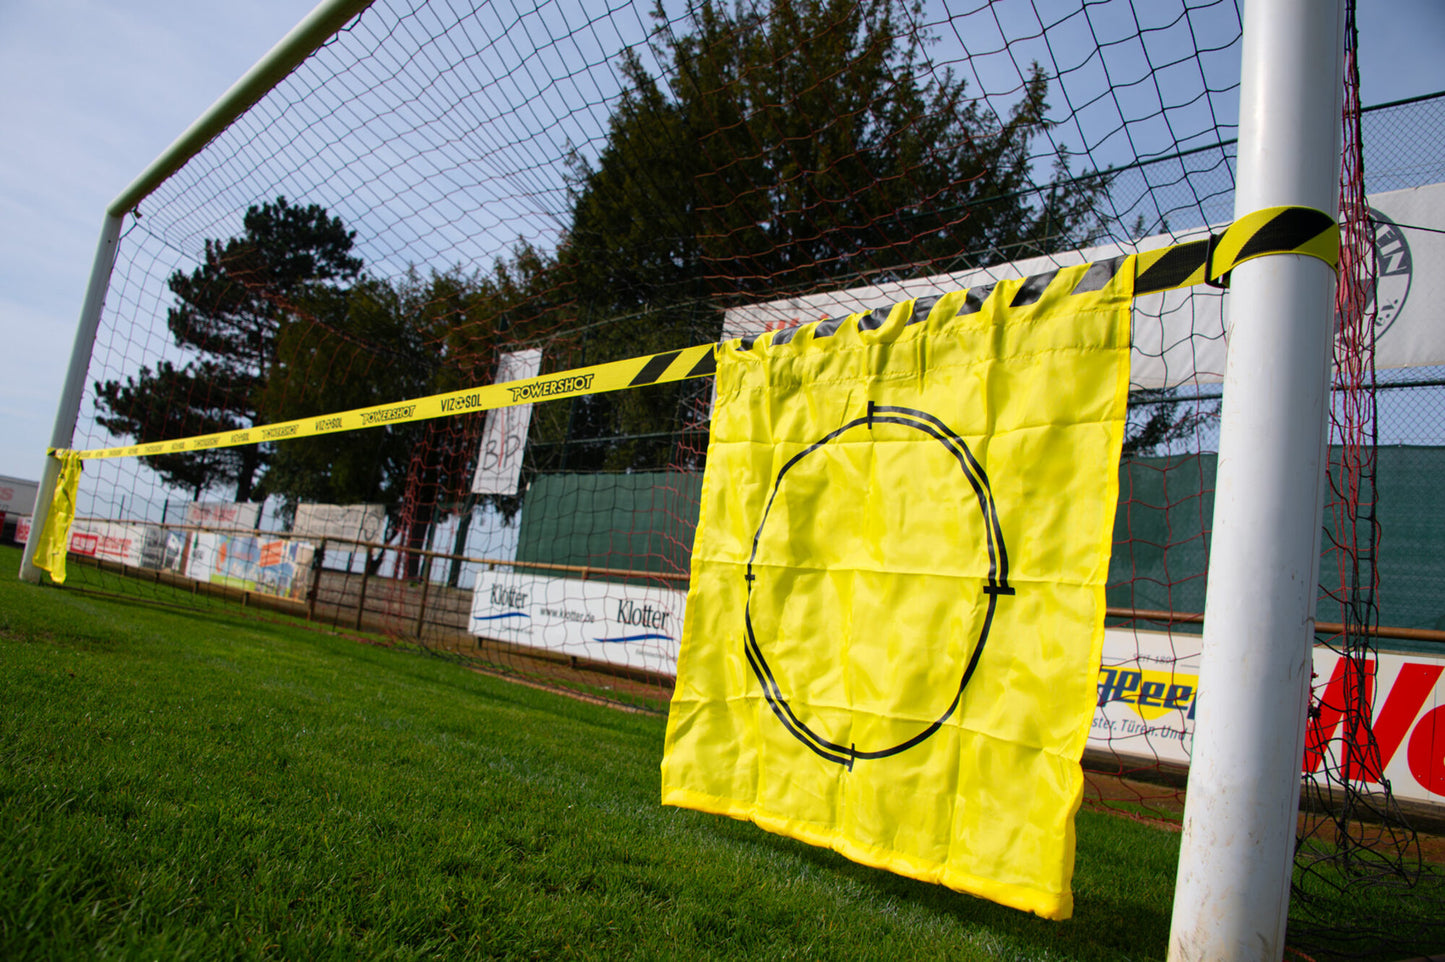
[235,445,261,503]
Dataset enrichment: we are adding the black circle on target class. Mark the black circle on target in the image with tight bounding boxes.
[743,402,1013,768]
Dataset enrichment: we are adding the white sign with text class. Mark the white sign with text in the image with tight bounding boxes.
[293,502,386,543]
[469,569,685,676]
[1089,628,1445,806]
[183,501,261,531]
[472,349,543,496]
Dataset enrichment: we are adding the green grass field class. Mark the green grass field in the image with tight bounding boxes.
[1,544,1437,960]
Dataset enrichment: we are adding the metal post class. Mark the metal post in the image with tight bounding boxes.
[1167,1,1344,959]
[107,0,377,219]
[414,565,431,639]
[20,213,124,583]
[354,552,372,632]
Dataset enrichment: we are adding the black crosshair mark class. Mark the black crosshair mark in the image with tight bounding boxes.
[743,402,1014,769]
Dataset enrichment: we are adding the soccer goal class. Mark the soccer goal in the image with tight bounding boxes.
[18,0,1445,957]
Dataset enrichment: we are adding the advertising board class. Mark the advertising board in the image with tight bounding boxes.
[0,475,38,516]
[67,521,155,568]
[185,532,313,599]
[1090,628,1445,806]
[183,501,261,531]
[723,183,1445,388]
[469,570,686,676]
[293,503,386,543]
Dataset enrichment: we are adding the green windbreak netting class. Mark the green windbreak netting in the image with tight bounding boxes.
[515,447,1445,637]
[1109,447,1445,637]
[514,472,703,587]
[1370,445,1445,633]
[1108,455,1216,627]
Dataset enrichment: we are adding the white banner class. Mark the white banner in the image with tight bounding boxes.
[1089,629,1199,768]
[184,531,313,598]
[469,570,685,676]
[723,183,1445,388]
[293,502,386,543]
[1366,185,1439,372]
[68,521,154,567]
[156,528,188,572]
[183,501,261,531]
[472,348,543,495]
[0,475,38,515]
[186,532,220,582]
[1089,628,1445,807]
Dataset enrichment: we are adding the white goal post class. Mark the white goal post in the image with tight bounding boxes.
[1169,0,1345,958]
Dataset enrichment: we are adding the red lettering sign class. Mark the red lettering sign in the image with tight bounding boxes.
[1407,706,1445,797]
[95,536,132,560]
[1305,656,1444,791]
[1367,663,1442,780]
[259,541,284,567]
[1303,657,1373,774]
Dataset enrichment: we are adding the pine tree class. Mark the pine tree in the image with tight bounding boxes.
[538,0,1112,469]
[94,197,361,500]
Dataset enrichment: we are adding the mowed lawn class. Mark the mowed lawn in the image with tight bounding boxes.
[1,545,1184,960]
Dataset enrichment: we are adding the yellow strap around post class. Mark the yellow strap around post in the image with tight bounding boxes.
[1209,204,1339,280]
[1133,204,1338,294]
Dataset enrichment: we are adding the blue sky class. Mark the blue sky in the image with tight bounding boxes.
[0,0,321,481]
[0,0,1442,485]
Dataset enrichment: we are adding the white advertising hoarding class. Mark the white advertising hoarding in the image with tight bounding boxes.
[185,531,312,598]
[723,183,1445,388]
[186,533,220,582]
[0,475,38,516]
[470,570,686,676]
[183,501,261,531]
[1089,628,1199,768]
[472,348,543,496]
[67,521,154,567]
[293,503,386,543]
[1090,628,1445,806]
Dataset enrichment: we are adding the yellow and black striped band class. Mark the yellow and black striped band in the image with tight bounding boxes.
[63,205,1336,461]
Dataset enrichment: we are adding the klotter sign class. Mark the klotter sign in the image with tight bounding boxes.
[469,570,685,677]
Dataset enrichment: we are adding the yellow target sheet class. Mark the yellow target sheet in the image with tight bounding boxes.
[661,259,1134,920]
